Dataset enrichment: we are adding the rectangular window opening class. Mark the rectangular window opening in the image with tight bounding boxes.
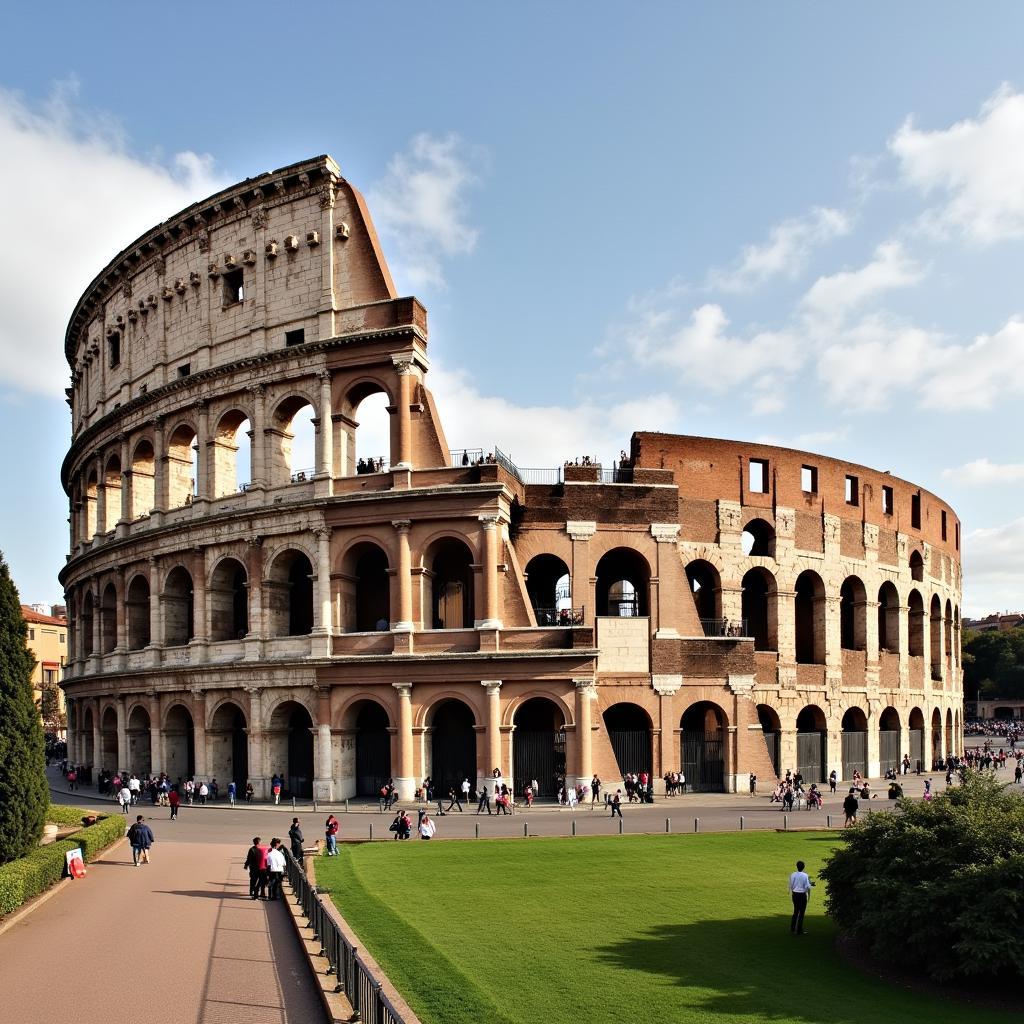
[177,363,191,378]
[941,509,947,541]
[845,474,859,506]
[107,332,121,368]
[800,465,818,494]
[911,493,922,530]
[223,268,244,305]
[882,485,894,516]
[749,458,769,494]
[955,522,960,550]
[285,328,306,347]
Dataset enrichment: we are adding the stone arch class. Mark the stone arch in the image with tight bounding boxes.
[595,547,651,617]
[795,704,827,783]
[679,700,728,792]
[211,408,252,497]
[930,707,942,766]
[841,706,868,779]
[602,702,653,778]
[164,703,196,780]
[839,575,867,651]
[512,697,567,799]
[166,421,199,509]
[125,573,151,650]
[416,689,484,730]
[100,581,118,655]
[102,453,122,533]
[163,565,195,647]
[908,706,925,771]
[340,378,394,477]
[81,590,95,657]
[525,553,572,625]
[879,707,900,776]
[127,704,151,776]
[268,392,317,487]
[208,700,248,791]
[907,589,925,657]
[742,567,777,651]
[757,704,781,777]
[501,689,575,730]
[794,569,826,664]
[84,466,98,540]
[130,438,155,519]
[209,556,249,641]
[82,704,95,765]
[945,707,953,756]
[423,535,476,629]
[267,699,315,798]
[100,704,118,770]
[909,549,924,582]
[265,547,314,637]
[878,581,900,654]
[929,594,943,679]
[742,518,775,558]
[424,697,477,797]
[685,559,722,625]
[338,540,390,632]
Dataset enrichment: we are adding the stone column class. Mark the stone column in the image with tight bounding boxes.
[312,528,333,656]
[651,524,681,637]
[246,686,266,798]
[478,515,502,628]
[244,536,265,661]
[574,679,596,787]
[90,582,101,670]
[147,557,162,667]
[114,568,127,653]
[314,687,334,801]
[393,683,415,800]
[392,520,414,631]
[118,434,131,534]
[94,455,107,536]
[566,521,597,620]
[192,690,207,780]
[776,588,797,664]
[247,385,267,490]
[92,700,102,771]
[151,417,166,517]
[149,692,162,775]
[191,547,208,663]
[116,696,128,770]
[866,702,881,778]
[193,399,210,506]
[479,681,502,795]
[393,359,416,469]
[315,371,334,496]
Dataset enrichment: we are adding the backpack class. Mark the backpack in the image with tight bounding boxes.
[127,823,139,844]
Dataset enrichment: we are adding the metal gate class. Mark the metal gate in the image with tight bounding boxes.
[762,731,781,777]
[910,728,924,772]
[797,731,826,783]
[356,729,391,797]
[931,727,942,767]
[841,731,867,780]
[607,729,652,779]
[680,732,725,792]
[513,729,566,799]
[879,730,900,777]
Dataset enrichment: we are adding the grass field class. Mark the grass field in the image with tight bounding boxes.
[317,832,1019,1024]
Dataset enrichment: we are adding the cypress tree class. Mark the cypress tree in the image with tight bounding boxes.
[0,551,48,863]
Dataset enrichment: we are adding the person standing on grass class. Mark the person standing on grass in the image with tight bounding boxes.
[168,787,180,820]
[325,814,339,855]
[610,790,623,817]
[788,860,814,935]
[266,839,286,900]
[289,817,304,862]
[244,837,269,900]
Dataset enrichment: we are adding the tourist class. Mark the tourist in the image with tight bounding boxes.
[923,779,933,802]
[243,837,269,900]
[749,773,758,797]
[678,770,686,795]
[460,776,471,805]
[591,775,601,804]
[118,784,132,814]
[127,814,155,866]
[168,787,180,820]
[418,813,436,840]
[445,786,463,813]
[128,773,141,804]
[887,780,903,800]
[610,790,623,818]
[245,781,254,803]
[199,781,209,805]
[184,778,194,804]
[272,773,282,804]
[266,839,286,900]
[524,784,534,807]
[843,788,859,827]
[902,754,911,776]
[828,769,837,794]
[227,780,236,806]
[288,818,304,863]
[67,766,77,791]
[788,860,814,935]
[476,785,492,814]
[324,814,340,855]
[806,784,823,810]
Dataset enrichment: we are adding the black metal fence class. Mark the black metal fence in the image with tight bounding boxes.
[532,606,585,626]
[699,617,748,638]
[284,850,409,1023]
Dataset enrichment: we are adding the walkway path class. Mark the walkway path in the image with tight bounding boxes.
[1,788,327,1024]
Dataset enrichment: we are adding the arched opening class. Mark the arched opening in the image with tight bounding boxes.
[269,395,316,486]
[81,591,95,657]
[945,708,953,756]
[127,705,151,776]
[165,704,196,780]
[100,582,117,655]
[126,575,151,650]
[211,410,252,497]
[268,700,314,798]
[602,703,652,778]
[427,699,477,797]
[742,518,775,558]
[103,454,122,533]
[354,701,392,797]
[910,549,924,583]
[163,566,194,647]
[167,423,199,508]
[879,707,900,776]
[525,554,572,625]
[266,549,314,636]
[757,704,781,777]
[84,469,98,540]
[512,697,566,799]
[100,706,118,770]
[877,582,900,654]
[742,567,777,651]
[130,440,155,519]
[686,559,722,629]
[82,706,95,765]
[680,701,727,792]
[953,606,961,668]
[426,537,475,629]
[908,707,925,771]
[209,702,249,791]
[343,385,392,476]
[930,594,943,680]
[339,543,390,632]
[944,598,953,665]
[839,576,867,651]
[794,570,826,664]
[595,548,650,617]
[930,708,942,766]
[209,558,249,641]
[796,705,827,783]
[908,590,925,658]
[841,707,868,780]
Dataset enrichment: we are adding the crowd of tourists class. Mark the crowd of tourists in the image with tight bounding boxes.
[355,456,387,474]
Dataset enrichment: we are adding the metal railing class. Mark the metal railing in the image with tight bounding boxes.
[285,850,409,1023]
[532,606,586,626]
[599,467,634,483]
[699,617,749,638]
[450,448,485,466]
[290,467,315,483]
[518,467,563,485]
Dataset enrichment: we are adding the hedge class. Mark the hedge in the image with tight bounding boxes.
[0,814,127,917]
[45,804,92,827]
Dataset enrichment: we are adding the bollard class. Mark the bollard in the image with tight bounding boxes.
[369,823,373,841]
[572,819,577,836]
[784,814,788,830]
[313,797,318,813]
[475,822,479,839]
[292,796,296,811]
[345,799,349,814]
[694,817,699,833]
[618,818,623,835]
[523,821,529,838]
[665,817,671,834]
[740,815,744,831]
[827,814,832,828]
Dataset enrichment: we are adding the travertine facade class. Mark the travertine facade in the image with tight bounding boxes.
[59,156,963,800]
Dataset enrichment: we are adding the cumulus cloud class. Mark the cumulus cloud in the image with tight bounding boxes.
[891,84,1024,244]
[0,82,227,400]
[707,206,850,292]
[942,458,1024,486]
[366,133,484,291]
[962,517,1024,616]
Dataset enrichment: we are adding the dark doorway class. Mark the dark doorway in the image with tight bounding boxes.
[165,705,196,780]
[281,702,314,798]
[429,540,475,629]
[355,702,392,796]
[354,546,390,632]
[796,705,826,783]
[603,703,652,778]
[758,704,781,777]
[680,702,726,792]
[512,698,566,799]
[841,707,868,779]
[430,700,476,796]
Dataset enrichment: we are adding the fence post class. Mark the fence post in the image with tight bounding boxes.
[784,814,788,830]
[292,796,296,811]
[475,821,479,839]
[665,817,671,833]
[345,799,349,813]
[369,823,373,841]
[740,815,744,831]
[694,817,699,833]
[523,821,528,838]
[572,819,577,836]
[827,814,832,828]
[618,818,623,835]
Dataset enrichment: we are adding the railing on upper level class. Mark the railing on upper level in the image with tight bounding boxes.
[599,466,634,483]
[289,467,315,483]
[699,617,749,638]
[519,467,563,485]
[531,606,586,626]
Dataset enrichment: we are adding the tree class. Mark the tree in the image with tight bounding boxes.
[820,773,1024,984]
[962,627,1024,702]
[0,551,48,863]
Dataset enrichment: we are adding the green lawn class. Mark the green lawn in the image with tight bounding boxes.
[317,833,1019,1024]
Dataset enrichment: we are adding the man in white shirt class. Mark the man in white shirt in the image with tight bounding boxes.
[128,774,141,804]
[118,786,132,814]
[266,839,287,900]
[788,859,814,935]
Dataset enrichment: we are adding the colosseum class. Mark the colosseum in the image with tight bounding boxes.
[58,155,964,801]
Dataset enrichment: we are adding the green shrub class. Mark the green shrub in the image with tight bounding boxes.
[46,805,91,827]
[820,772,1024,983]
[74,814,129,862]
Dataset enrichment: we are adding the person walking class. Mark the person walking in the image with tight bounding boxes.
[842,788,859,827]
[245,782,254,803]
[828,769,838,794]
[168,787,180,820]
[610,790,623,818]
[266,839,286,900]
[198,781,209,805]
[788,860,814,935]
[118,785,132,815]
[445,787,463,813]
[324,814,339,856]
[419,813,436,839]
[272,773,282,805]
[476,786,492,815]
[460,776,471,806]
[227,781,237,806]
[591,775,601,805]
[243,837,269,900]
[127,814,155,866]
[749,773,758,797]
[288,818,304,863]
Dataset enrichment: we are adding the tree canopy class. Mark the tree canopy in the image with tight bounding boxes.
[962,627,1024,701]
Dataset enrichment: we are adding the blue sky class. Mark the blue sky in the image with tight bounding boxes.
[2,2,1023,615]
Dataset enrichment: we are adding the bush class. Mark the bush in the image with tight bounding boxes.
[820,772,1024,983]
[74,814,129,862]
[46,805,91,827]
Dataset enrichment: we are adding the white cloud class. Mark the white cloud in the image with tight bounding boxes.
[708,206,850,292]
[942,458,1024,486]
[891,85,1024,244]
[962,517,1024,616]
[366,133,483,291]
[0,82,226,400]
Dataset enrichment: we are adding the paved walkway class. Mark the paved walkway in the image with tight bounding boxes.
[1,790,327,1024]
